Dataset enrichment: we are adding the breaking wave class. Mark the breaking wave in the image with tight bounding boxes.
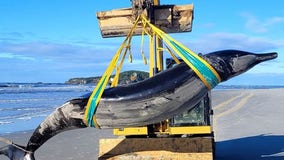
[0,83,93,134]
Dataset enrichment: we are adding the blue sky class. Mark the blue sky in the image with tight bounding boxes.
[0,0,283,85]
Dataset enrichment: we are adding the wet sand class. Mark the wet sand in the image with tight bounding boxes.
[1,89,284,159]
[212,89,284,160]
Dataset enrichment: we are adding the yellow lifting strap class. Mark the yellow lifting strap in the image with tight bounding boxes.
[84,14,221,127]
[83,16,141,128]
[139,14,221,88]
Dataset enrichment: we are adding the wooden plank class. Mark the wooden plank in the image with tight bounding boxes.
[100,152,212,160]
[98,137,213,160]
[96,4,193,38]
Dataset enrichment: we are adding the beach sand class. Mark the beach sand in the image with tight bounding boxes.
[213,89,284,160]
[1,89,284,160]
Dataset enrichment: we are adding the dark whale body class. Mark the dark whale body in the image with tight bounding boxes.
[0,50,278,160]
[96,62,208,128]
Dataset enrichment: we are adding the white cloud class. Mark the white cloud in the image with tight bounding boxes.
[181,32,284,53]
[1,31,283,83]
[168,32,284,75]
[0,31,37,42]
[240,12,284,33]
[0,41,116,64]
[0,52,36,61]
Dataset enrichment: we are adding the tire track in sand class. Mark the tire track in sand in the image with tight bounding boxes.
[215,93,254,118]
[213,93,254,136]
[214,93,245,111]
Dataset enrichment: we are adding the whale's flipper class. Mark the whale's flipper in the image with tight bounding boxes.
[0,137,35,160]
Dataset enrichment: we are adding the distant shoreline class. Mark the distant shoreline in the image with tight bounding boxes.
[214,85,284,90]
[1,82,284,90]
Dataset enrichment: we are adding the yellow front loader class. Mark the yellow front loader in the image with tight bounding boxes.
[96,1,215,159]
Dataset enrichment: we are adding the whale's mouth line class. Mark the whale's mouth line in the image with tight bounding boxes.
[256,52,278,62]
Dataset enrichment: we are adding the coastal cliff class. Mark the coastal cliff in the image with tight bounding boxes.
[65,70,149,85]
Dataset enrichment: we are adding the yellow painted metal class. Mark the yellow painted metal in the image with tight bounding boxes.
[113,127,148,136]
[113,125,211,136]
[168,126,212,135]
[149,34,155,77]
[156,35,163,72]
[140,30,148,65]
[153,0,160,5]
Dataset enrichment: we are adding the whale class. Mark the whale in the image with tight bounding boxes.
[0,50,278,160]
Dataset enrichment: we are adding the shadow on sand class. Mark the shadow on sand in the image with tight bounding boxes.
[216,135,284,160]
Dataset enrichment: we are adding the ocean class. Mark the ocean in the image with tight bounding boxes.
[0,83,94,134]
[1,83,283,135]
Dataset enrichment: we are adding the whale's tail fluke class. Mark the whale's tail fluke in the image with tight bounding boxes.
[0,137,35,160]
[256,52,278,63]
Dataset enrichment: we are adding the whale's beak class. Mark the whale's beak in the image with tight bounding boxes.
[256,52,278,63]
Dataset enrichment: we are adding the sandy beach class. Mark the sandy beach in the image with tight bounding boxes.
[1,88,284,160]
[213,88,284,160]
